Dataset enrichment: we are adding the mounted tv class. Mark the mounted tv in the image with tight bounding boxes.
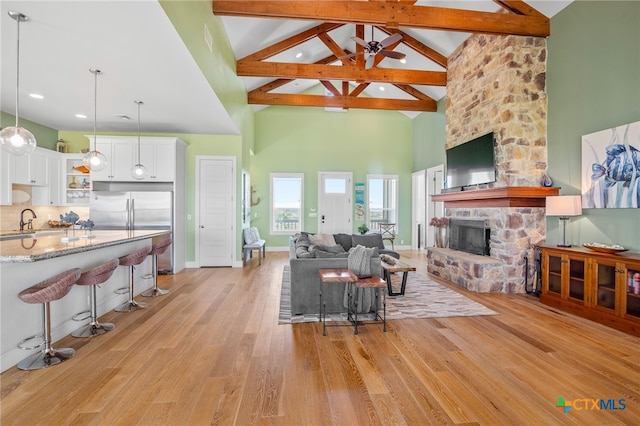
[445,132,496,190]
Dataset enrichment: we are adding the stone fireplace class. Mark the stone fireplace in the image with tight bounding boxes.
[427,32,550,294]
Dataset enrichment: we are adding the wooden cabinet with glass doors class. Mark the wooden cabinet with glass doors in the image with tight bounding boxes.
[540,244,640,337]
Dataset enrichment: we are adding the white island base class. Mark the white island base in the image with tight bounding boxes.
[0,234,161,372]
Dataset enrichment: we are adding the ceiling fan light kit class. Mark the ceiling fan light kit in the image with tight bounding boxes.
[349,29,406,70]
[0,11,37,156]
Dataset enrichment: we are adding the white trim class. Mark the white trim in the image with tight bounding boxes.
[270,172,304,235]
[195,155,237,267]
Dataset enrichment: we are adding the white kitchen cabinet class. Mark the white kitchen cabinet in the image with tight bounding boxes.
[90,136,182,183]
[12,148,48,186]
[139,138,176,181]
[89,137,134,181]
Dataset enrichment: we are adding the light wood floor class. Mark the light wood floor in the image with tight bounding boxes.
[1,251,639,425]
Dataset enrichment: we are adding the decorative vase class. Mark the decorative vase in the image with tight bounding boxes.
[435,227,448,248]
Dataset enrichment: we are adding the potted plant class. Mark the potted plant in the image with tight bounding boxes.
[357,223,369,235]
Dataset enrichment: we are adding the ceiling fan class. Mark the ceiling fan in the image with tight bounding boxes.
[342,28,406,69]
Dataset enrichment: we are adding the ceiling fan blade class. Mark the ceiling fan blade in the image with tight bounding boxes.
[351,36,369,48]
[380,50,406,60]
[379,32,402,48]
[365,54,375,70]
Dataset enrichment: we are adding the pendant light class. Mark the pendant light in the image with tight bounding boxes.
[82,69,107,171]
[131,100,148,179]
[0,11,37,156]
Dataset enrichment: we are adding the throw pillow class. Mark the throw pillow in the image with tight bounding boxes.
[333,233,353,252]
[379,253,398,265]
[309,233,336,247]
[352,233,385,250]
[295,245,315,258]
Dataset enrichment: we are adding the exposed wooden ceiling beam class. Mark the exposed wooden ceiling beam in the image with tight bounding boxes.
[237,61,447,86]
[213,1,550,37]
[320,81,341,97]
[493,0,547,18]
[240,22,344,61]
[247,92,437,112]
[378,27,448,69]
[350,83,370,97]
[393,84,434,102]
[250,53,351,94]
[317,31,351,66]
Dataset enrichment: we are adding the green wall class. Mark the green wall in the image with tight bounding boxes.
[547,1,640,250]
[252,102,414,248]
[1,112,58,151]
[412,98,447,172]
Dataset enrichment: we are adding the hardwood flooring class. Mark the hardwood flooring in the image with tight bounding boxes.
[1,251,639,425]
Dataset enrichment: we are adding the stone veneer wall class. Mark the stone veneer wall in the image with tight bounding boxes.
[430,32,549,294]
[447,34,548,187]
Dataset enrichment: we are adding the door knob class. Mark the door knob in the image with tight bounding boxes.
[200,225,204,228]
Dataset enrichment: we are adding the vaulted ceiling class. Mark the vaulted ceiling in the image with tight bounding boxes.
[217,0,572,116]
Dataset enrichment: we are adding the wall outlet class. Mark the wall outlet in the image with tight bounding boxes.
[401,240,404,244]
[187,214,192,220]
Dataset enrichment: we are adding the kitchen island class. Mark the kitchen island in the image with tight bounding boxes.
[0,230,170,372]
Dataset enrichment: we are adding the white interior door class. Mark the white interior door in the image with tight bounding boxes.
[318,172,352,234]
[197,157,235,267]
[426,165,444,247]
[412,170,426,249]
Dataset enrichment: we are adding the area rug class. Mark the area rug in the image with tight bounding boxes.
[278,266,497,324]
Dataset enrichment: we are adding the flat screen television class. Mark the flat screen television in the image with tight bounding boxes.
[445,132,496,190]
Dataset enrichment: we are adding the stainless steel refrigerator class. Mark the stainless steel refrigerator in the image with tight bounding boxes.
[91,184,174,273]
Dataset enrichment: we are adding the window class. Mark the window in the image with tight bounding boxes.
[367,174,398,232]
[271,173,304,234]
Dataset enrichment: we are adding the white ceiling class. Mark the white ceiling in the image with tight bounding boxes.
[0,0,238,135]
[1,1,572,135]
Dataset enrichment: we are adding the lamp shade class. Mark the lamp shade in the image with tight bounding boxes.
[546,195,582,217]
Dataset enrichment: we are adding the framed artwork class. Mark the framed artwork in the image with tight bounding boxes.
[582,120,640,209]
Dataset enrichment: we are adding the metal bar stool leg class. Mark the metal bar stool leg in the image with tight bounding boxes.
[141,253,169,297]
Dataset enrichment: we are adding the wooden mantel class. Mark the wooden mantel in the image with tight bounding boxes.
[431,186,560,208]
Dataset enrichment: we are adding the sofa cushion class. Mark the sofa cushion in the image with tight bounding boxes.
[313,246,349,258]
[333,233,353,252]
[309,233,336,247]
[352,233,385,250]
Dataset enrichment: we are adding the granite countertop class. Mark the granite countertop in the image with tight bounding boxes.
[0,230,170,263]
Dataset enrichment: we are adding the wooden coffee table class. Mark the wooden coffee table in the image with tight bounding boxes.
[381,259,416,296]
[318,269,357,336]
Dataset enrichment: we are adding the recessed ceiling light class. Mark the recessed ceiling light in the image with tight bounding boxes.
[400,58,407,64]
[75,114,87,119]
[379,86,385,92]
[295,52,303,59]
[29,93,44,99]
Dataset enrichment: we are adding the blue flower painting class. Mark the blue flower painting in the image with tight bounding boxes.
[582,121,640,209]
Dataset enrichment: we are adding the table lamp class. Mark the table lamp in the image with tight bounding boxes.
[546,195,582,247]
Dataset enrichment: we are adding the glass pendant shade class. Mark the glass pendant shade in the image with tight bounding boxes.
[132,163,148,180]
[82,150,108,172]
[0,126,37,155]
[1,11,37,156]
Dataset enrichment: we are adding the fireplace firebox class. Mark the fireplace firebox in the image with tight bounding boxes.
[449,219,490,256]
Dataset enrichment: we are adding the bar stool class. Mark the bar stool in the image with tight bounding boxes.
[115,246,151,312]
[71,258,119,338]
[16,268,81,370]
[142,236,171,297]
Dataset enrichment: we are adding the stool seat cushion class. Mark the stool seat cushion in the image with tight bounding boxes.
[119,246,152,266]
[76,258,119,286]
[150,237,171,256]
[19,268,81,304]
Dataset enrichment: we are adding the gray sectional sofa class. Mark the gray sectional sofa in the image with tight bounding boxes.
[288,232,399,315]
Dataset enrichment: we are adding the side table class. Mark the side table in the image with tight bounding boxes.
[318,269,357,336]
[352,275,387,335]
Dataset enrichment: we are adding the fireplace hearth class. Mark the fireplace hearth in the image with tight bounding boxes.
[449,219,490,256]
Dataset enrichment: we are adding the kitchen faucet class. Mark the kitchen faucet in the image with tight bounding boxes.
[19,209,37,231]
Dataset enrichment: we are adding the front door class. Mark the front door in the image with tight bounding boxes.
[197,157,235,267]
[318,172,352,235]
